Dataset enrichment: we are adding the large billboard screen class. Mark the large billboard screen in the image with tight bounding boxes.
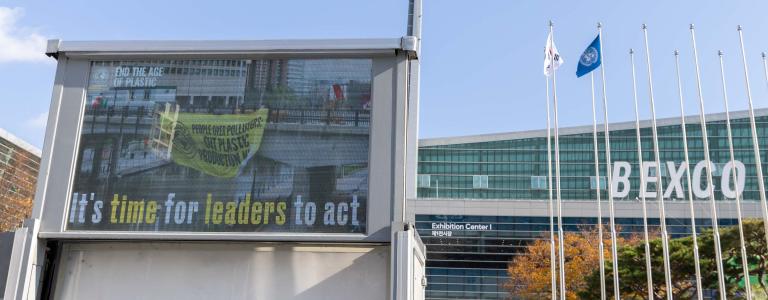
[67,59,372,233]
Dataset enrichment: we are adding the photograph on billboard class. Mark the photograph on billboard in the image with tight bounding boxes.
[67,58,372,233]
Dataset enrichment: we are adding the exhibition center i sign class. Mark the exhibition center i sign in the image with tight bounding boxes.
[67,59,372,233]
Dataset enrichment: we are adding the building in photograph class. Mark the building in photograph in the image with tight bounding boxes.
[0,128,41,232]
[409,109,768,299]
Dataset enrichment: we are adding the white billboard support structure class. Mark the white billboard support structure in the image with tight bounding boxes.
[395,225,427,300]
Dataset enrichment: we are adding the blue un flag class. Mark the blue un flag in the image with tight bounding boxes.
[576,34,601,77]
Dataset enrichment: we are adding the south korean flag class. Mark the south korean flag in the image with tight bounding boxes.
[543,32,563,77]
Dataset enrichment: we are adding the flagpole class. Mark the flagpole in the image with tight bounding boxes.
[763,52,768,88]
[595,23,620,300]
[764,51,768,95]
[589,72,607,300]
[761,51,768,245]
[641,24,673,300]
[546,73,558,300]
[737,26,768,250]
[630,48,655,300]
[689,24,727,299]
[763,52,768,79]
[549,20,567,300]
[716,49,754,299]
[673,49,704,300]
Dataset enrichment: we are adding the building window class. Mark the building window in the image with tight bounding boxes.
[647,163,668,178]
[418,174,431,188]
[0,145,13,164]
[531,176,547,190]
[473,175,488,189]
[713,162,726,177]
[590,176,607,190]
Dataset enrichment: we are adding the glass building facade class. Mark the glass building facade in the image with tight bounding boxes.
[413,110,768,299]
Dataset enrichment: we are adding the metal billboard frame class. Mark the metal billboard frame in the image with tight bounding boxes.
[33,38,418,243]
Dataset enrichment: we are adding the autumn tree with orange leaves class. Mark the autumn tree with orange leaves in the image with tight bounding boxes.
[505,226,641,300]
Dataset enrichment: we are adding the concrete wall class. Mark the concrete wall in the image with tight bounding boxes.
[53,242,389,300]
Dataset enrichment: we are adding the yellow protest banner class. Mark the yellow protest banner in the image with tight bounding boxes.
[168,109,268,178]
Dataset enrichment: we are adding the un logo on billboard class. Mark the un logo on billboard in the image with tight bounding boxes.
[580,47,599,67]
[90,67,110,86]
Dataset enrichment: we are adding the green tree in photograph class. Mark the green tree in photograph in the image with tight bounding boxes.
[264,86,299,108]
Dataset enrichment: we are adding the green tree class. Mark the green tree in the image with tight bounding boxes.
[578,220,768,299]
[270,86,298,107]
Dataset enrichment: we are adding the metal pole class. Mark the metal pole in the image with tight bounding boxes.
[673,49,704,300]
[763,52,768,79]
[546,74,558,300]
[641,24,674,300]
[738,26,768,251]
[763,52,768,84]
[590,72,607,300]
[550,20,567,300]
[717,49,753,299]
[760,51,768,246]
[630,49,655,300]
[596,23,620,300]
[690,24,728,299]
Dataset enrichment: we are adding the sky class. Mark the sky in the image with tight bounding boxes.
[1,0,768,149]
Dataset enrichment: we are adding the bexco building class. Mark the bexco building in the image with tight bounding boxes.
[408,109,768,299]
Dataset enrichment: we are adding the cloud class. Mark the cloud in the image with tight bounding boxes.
[25,111,48,130]
[0,7,48,63]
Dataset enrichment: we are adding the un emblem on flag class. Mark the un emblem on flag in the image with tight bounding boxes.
[580,47,599,66]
